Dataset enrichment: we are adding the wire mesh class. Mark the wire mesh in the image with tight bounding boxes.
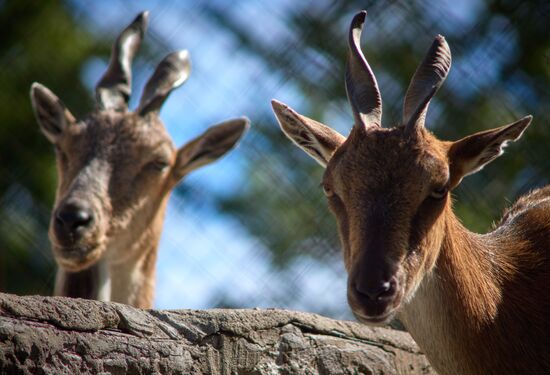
[1,0,549,322]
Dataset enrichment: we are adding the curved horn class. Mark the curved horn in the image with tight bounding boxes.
[138,50,191,115]
[345,11,382,130]
[95,11,148,111]
[403,35,451,133]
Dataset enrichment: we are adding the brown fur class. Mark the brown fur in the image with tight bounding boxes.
[33,92,247,309]
[402,189,550,374]
[272,10,547,371]
[276,108,549,373]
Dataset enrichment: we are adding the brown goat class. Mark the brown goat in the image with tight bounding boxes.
[273,10,550,375]
[30,12,249,308]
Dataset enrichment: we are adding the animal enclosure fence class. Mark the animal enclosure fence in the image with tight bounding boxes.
[1,0,549,320]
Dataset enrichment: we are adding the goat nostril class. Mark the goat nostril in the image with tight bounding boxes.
[379,281,391,295]
[56,205,93,231]
[73,210,92,228]
[355,280,395,301]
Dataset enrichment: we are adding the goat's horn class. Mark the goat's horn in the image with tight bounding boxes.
[403,35,451,133]
[138,50,191,115]
[95,11,148,111]
[345,10,382,130]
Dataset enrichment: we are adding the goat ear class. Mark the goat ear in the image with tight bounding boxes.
[272,99,345,168]
[30,83,75,143]
[173,118,249,179]
[448,116,532,188]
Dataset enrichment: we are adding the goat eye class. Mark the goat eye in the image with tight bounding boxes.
[148,159,170,172]
[322,184,334,197]
[429,186,448,200]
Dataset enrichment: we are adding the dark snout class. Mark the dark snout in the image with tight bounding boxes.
[347,253,402,324]
[53,200,94,246]
[50,198,104,271]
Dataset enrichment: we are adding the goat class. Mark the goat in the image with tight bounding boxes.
[30,12,249,308]
[272,10,549,375]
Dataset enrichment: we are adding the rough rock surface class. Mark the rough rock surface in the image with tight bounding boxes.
[0,293,435,374]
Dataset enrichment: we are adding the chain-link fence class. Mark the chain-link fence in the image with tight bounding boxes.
[1,0,549,321]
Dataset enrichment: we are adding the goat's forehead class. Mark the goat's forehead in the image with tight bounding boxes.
[75,112,174,150]
[326,129,448,192]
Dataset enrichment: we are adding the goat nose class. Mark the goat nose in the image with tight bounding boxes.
[354,279,394,301]
[55,203,93,235]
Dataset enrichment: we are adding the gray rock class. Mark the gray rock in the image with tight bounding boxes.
[0,293,435,374]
